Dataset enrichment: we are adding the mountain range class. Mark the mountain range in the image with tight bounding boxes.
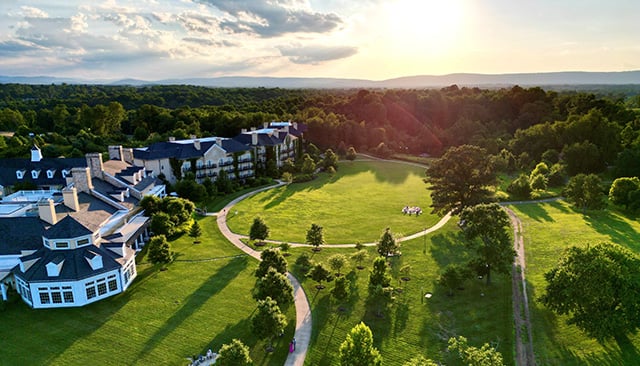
[1,71,640,88]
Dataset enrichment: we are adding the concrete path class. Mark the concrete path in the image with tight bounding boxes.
[215,182,311,366]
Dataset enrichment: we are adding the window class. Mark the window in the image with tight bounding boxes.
[52,292,62,304]
[124,271,130,284]
[63,291,74,303]
[16,170,24,179]
[31,170,39,179]
[43,240,50,248]
[97,283,107,296]
[55,241,69,249]
[62,169,69,178]
[39,292,51,304]
[76,238,90,246]
[108,279,118,292]
[47,170,54,179]
[86,286,96,299]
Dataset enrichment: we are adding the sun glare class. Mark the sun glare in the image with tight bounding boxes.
[385,0,465,54]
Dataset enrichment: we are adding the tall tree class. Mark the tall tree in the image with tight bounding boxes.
[249,216,270,242]
[540,243,640,341]
[351,249,369,270]
[331,276,349,303]
[253,267,294,307]
[447,336,504,366]
[328,254,348,276]
[376,227,400,258]
[255,248,288,278]
[608,177,640,208]
[339,322,382,366]
[459,203,515,285]
[147,235,173,266]
[251,297,287,351]
[306,223,325,250]
[563,173,606,212]
[216,339,253,366]
[425,145,496,215]
[308,263,331,289]
[189,220,202,241]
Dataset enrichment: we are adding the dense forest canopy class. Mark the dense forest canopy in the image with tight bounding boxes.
[0,83,639,180]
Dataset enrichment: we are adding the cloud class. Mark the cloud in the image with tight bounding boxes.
[20,6,49,18]
[278,44,357,64]
[198,0,343,37]
[182,37,237,47]
[0,39,45,53]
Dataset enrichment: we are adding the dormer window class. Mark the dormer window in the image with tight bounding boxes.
[85,251,103,270]
[31,170,40,179]
[61,169,69,178]
[16,170,25,179]
[46,257,64,277]
[55,241,69,249]
[47,169,55,179]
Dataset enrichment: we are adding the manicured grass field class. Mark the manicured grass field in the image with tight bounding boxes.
[0,217,294,366]
[511,201,640,365]
[227,160,438,244]
[288,218,514,365]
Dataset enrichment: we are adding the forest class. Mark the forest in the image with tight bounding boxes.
[0,83,639,181]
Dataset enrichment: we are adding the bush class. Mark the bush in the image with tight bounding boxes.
[295,253,313,274]
[293,174,315,183]
[507,174,532,199]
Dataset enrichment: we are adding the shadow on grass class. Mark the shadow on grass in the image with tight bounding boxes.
[583,210,640,249]
[135,256,248,361]
[429,232,469,267]
[514,203,554,222]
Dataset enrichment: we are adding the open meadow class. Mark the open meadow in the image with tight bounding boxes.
[0,217,294,366]
[511,201,640,365]
[227,160,439,244]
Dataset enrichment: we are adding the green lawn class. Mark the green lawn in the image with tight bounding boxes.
[227,160,438,244]
[289,218,514,365]
[511,201,640,365]
[0,217,294,366]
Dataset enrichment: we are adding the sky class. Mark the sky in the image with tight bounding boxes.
[0,0,638,81]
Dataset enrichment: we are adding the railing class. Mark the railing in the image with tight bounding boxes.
[219,161,234,167]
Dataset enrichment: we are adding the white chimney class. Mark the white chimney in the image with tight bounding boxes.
[251,133,258,145]
[194,139,201,150]
[216,137,222,146]
[62,187,80,211]
[38,199,58,225]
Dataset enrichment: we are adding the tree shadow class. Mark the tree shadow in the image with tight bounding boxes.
[429,231,470,267]
[513,203,554,222]
[583,211,640,250]
[135,256,248,361]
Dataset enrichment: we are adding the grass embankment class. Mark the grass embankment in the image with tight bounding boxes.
[511,201,640,365]
[1,216,293,365]
[289,218,514,365]
[227,160,439,244]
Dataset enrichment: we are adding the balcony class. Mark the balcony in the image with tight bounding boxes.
[219,160,234,167]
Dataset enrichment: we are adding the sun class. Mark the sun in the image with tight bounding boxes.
[385,0,465,53]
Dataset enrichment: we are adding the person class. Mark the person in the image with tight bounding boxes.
[292,337,296,350]
[289,341,294,353]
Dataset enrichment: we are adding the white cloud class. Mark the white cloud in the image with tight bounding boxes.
[20,6,49,18]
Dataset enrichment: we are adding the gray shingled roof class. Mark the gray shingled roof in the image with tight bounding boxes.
[0,158,86,188]
[44,215,93,239]
[0,217,48,255]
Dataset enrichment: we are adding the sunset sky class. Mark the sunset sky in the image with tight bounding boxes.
[1,0,638,81]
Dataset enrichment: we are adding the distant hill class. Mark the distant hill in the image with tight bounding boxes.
[2,71,640,89]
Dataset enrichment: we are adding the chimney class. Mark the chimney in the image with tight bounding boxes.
[250,127,256,131]
[251,133,258,146]
[85,153,103,178]
[62,187,80,211]
[108,145,124,161]
[168,136,175,142]
[194,139,201,150]
[216,137,222,146]
[241,128,247,133]
[293,122,298,130]
[122,148,134,164]
[31,145,43,162]
[263,122,269,129]
[71,167,94,193]
[38,199,58,225]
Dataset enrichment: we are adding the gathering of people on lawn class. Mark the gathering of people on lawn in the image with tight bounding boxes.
[402,205,423,216]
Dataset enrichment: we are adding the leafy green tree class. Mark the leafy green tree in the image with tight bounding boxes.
[174,178,207,202]
[140,195,162,216]
[439,264,468,296]
[541,149,560,166]
[368,257,391,290]
[562,140,605,176]
[403,355,438,366]
[147,235,173,266]
[425,145,496,215]
[253,267,294,307]
[530,161,549,180]
[507,173,531,199]
[328,254,348,276]
[306,223,325,250]
[331,276,349,303]
[376,227,400,258]
[216,168,234,194]
[301,153,316,175]
[150,212,175,237]
[339,322,382,366]
[251,297,287,351]
[295,252,313,274]
[609,177,640,208]
[563,173,606,211]
[613,147,640,178]
[189,220,202,240]
[281,158,296,174]
[540,243,640,341]
[447,336,504,366]
[323,148,339,170]
[255,248,288,278]
[216,339,253,366]
[279,242,291,256]
[529,173,548,190]
[281,171,293,184]
[459,203,515,285]
[351,249,368,269]
[346,146,357,161]
[307,143,321,161]
[547,163,566,187]
[249,216,270,242]
[309,263,331,289]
